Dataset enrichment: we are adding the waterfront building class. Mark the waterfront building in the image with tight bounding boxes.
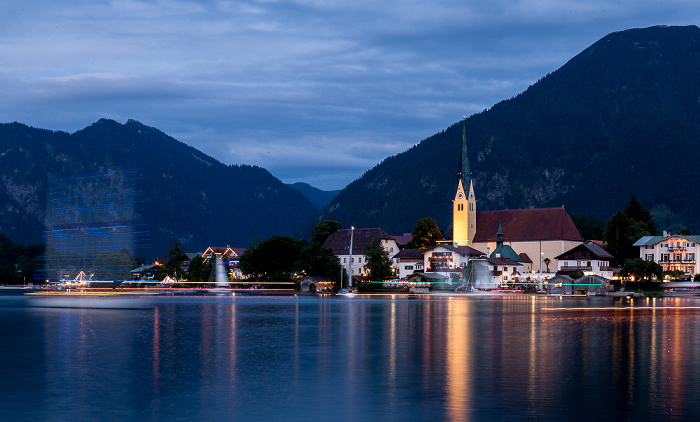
[633,233,700,276]
[422,243,484,285]
[393,248,426,279]
[323,227,400,276]
[555,243,615,279]
[201,246,247,279]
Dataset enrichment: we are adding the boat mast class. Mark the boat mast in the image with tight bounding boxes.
[348,226,354,288]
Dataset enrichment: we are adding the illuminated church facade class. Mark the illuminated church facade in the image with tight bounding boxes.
[452,121,583,273]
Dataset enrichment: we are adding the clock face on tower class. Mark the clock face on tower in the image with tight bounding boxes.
[458,192,464,199]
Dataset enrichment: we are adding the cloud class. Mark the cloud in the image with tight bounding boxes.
[0,1,699,189]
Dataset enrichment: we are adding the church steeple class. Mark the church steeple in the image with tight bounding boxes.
[460,118,470,190]
[453,118,477,246]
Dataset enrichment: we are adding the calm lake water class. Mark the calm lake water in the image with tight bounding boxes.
[1,292,700,421]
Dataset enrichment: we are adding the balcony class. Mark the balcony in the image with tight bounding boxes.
[560,266,592,272]
[668,245,687,251]
[659,259,696,264]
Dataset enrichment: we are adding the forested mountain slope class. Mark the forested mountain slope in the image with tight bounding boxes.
[0,119,317,255]
[306,25,700,236]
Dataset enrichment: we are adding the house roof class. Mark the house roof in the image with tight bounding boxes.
[323,227,394,255]
[488,256,521,266]
[518,253,532,263]
[430,243,485,257]
[393,248,427,259]
[633,234,700,247]
[391,233,413,245]
[473,208,583,243]
[202,246,246,259]
[554,243,614,260]
[491,243,523,262]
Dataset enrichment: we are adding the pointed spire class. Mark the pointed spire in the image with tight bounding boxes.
[496,222,503,248]
[460,117,470,190]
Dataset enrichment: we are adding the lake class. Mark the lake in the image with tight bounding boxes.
[1,292,699,421]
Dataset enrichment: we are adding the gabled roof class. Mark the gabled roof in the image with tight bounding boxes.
[202,246,246,259]
[429,243,485,257]
[473,208,583,242]
[393,248,427,259]
[518,253,532,263]
[555,243,614,260]
[633,234,700,247]
[491,243,523,262]
[391,233,413,245]
[323,227,394,255]
[488,256,521,266]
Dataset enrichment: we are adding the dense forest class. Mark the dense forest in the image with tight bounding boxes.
[303,25,700,237]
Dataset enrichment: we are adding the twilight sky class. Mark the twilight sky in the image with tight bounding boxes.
[1,1,698,190]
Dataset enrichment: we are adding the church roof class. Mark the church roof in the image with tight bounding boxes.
[473,208,583,243]
[323,227,394,255]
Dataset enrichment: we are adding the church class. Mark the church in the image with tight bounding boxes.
[451,121,583,274]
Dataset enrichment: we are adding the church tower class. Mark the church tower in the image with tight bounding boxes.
[452,119,477,246]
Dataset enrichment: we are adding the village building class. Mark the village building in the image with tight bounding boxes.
[547,274,611,295]
[393,248,426,279]
[323,227,400,276]
[555,243,615,279]
[299,276,333,293]
[486,223,526,286]
[633,233,700,276]
[423,243,484,286]
[201,246,247,279]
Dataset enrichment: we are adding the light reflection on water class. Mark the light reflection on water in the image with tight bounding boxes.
[1,294,700,421]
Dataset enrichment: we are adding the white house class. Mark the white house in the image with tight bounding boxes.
[323,227,400,277]
[554,243,615,279]
[393,248,426,279]
[423,243,485,287]
[633,233,700,276]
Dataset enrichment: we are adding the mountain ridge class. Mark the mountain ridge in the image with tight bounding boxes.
[302,25,700,236]
[0,119,317,256]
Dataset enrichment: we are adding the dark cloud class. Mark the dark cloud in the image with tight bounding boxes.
[1,1,698,189]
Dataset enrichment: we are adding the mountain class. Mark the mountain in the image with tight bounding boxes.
[0,119,317,255]
[305,25,700,236]
[287,182,340,210]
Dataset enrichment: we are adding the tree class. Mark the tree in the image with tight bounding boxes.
[297,240,341,287]
[186,255,212,284]
[160,239,188,280]
[363,235,393,281]
[570,213,605,240]
[239,236,300,284]
[310,220,342,244]
[411,218,442,249]
[603,197,658,266]
[620,258,663,282]
[624,195,658,235]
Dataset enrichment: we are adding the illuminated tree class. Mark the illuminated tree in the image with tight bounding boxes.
[411,217,442,249]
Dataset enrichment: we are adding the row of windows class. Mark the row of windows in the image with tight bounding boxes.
[343,257,363,263]
[647,253,696,262]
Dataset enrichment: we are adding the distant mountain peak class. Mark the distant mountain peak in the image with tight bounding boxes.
[303,25,700,235]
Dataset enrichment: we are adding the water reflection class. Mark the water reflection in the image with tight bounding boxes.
[2,295,700,420]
